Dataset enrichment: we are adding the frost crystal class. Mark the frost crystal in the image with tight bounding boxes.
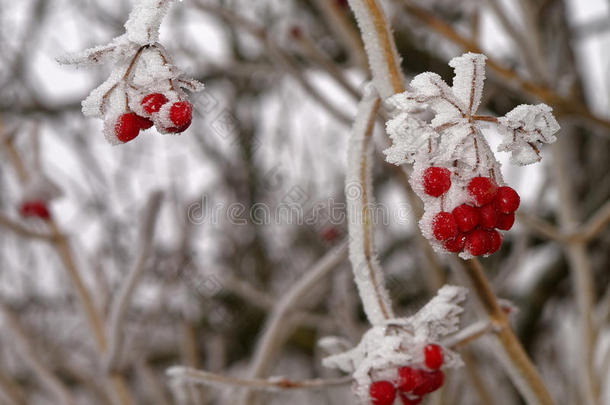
[384,53,560,258]
[322,285,467,402]
[58,0,203,145]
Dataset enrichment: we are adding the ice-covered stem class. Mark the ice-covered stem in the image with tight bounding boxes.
[346,0,405,97]
[167,367,352,391]
[346,87,394,325]
[125,0,175,45]
[346,4,555,405]
[0,301,76,405]
[105,191,164,372]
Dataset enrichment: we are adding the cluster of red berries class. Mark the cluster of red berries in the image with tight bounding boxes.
[19,201,51,220]
[115,93,193,143]
[369,344,445,405]
[422,168,520,256]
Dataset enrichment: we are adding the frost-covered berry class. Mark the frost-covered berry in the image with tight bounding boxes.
[424,344,444,370]
[443,234,465,253]
[465,229,489,256]
[495,186,520,214]
[422,167,451,197]
[397,367,424,392]
[452,204,478,232]
[115,113,144,143]
[496,212,515,230]
[19,201,51,220]
[478,204,498,229]
[369,380,396,405]
[488,230,502,254]
[141,93,169,114]
[467,177,497,206]
[432,212,458,241]
[167,101,193,133]
[399,394,422,405]
[413,371,444,396]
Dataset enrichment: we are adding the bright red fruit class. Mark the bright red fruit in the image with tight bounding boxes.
[412,370,444,396]
[496,212,515,230]
[478,204,498,228]
[369,381,396,405]
[115,113,142,143]
[422,167,451,197]
[399,394,422,405]
[168,101,193,133]
[424,344,444,370]
[19,201,51,220]
[141,93,168,114]
[495,186,520,214]
[320,226,339,241]
[488,230,502,254]
[397,367,425,392]
[432,212,458,241]
[467,177,497,206]
[443,234,465,253]
[452,204,478,232]
[465,229,490,256]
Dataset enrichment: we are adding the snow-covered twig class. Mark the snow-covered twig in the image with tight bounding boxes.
[105,191,164,372]
[167,367,352,391]
[346,86,394,324]
[0,302,76,405]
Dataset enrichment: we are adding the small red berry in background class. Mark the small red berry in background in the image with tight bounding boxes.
[424,344,443,370]
[452,204,478,232]
[496,212,515,230]
[141,93,169,114]
[478,204,498,228]
[369,380,396,405]
[487,229,502,254]
[443,233,465,253]
[397,367,425,392]
[495,186,520,214]
[168,101,193,133]
[467,177,497,206]
[320,226,339,242]
[115,113,143,143]
[399,394,422,405]
[19,201,51,220]
[465,228,489,256]
[432,212,458,241]
[422,167,451,197]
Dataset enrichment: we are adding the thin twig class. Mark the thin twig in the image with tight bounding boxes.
[105,191,164,372]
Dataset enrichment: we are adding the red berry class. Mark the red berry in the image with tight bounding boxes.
[467,177,497,206]
[478,204,498,228]
[422,167,451,197]
[487,229,502,254]
[413,371,444,396]
[141,93,168,114]
[321,226,339,241]
[399,394,422,405]
[369,381,396,405]
[496,212,515,230]
[424,344,444,370]
[397,367,425,392]
[443,234,465,253]
[495,186,520,214]
[465,229,490,256]
[115,113,142,143]
[452,204,478,232]
[135,115,153,129]
[19,201,51,220]
[432,212,458,241]
[168,101,193,133]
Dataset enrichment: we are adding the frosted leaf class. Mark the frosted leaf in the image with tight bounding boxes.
[498,104,560,165]
[322,285,467,402]
[383,52,559,257]
[449,53,487,115]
